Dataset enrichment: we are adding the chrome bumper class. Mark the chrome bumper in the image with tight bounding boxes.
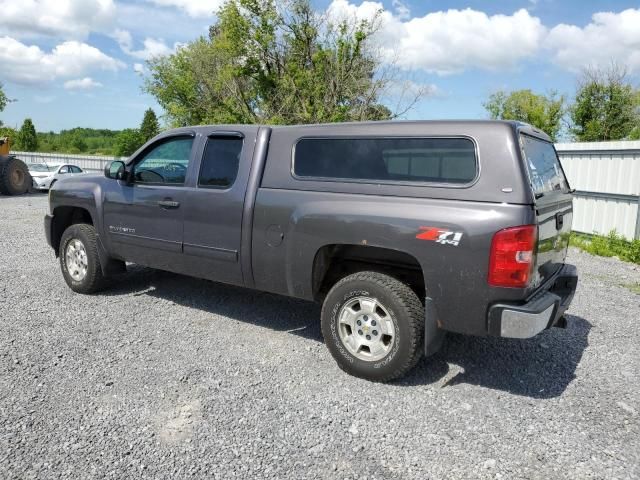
[487,264,578,338]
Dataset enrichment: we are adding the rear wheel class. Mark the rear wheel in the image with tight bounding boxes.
[321,271,424,382]
[0,156,31,196]
[59,224,106,294]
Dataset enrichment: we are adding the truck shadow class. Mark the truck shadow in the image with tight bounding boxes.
[106,266,590,399]
[105,266,324,343]
[402,314,591,399]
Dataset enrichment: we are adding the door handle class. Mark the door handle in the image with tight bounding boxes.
[158,200,180,209]
[555,212,564,230]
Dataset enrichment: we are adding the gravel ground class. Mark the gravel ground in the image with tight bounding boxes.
[1,194,639,479]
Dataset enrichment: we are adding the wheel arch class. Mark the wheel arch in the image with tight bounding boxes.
[50,206,95,256]
[311,243,427,302]
[313,244,446,358]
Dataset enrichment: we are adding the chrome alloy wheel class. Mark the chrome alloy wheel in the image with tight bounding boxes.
[65,239,88,282]
[337,297,396,361]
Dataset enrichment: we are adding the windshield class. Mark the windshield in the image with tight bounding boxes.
[29,164,57,172]
[521,135,569,196]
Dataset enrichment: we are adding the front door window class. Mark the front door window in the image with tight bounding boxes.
[133,137,194,185]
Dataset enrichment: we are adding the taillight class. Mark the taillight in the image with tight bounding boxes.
[488,225,537,288]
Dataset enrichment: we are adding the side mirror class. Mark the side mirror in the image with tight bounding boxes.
[105,161,127,181]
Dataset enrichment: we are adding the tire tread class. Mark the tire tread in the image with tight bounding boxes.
[322,271,424,382]
[0,156,31,196]
[59,223,106,294]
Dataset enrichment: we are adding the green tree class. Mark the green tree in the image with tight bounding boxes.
[0,83,15,127]
[17,118,38,151]
[484,89,565,141]
[70,132,88,153]
[140,108,160,142]
[0,126,18,141]
[570,66,640,141]
[115,129,143,157]
[145,0,416,126]
[0,82,9,115]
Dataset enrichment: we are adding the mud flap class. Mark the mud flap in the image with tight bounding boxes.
[97,234,127,276]
[425,297,445,357]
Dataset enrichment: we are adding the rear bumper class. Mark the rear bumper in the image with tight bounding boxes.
[487,264,578,338]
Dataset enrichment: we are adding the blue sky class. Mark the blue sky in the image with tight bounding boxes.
[1,0,639,132]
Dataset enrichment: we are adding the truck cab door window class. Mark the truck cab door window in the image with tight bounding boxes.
[198,137,243,189]
[181,132,248,286]
[133,137,193,185]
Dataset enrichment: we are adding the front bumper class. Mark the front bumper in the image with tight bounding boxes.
[487,264,578,338]
[32,178,50,190]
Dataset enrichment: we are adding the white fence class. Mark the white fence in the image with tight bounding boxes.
[12,151,122,172]
[12,141,640,240]
[556,141,640,240]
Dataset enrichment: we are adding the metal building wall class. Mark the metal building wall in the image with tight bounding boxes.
[556,141,640,240]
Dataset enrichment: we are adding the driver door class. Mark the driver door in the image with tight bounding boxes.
[103,135,195,271]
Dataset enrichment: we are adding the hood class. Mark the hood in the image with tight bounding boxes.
[29,171,54,178]
[50,172,103,190]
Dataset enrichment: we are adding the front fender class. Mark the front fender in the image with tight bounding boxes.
[49,175,106,244]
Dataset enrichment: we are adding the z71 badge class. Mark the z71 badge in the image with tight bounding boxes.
[416,227,463,246]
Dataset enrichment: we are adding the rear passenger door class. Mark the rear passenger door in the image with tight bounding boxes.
[181,131,255,286]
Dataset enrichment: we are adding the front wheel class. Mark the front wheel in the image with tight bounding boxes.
[321,271,424,382]
[59,224,106,294]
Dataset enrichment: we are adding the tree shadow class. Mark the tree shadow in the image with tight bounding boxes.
[105,266,590,398]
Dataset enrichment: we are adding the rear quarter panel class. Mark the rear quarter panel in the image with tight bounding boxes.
[253,191,535,335]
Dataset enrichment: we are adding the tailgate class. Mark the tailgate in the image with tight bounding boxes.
[520,134,573,287]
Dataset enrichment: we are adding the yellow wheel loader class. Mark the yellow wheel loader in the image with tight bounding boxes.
[0,137,31,195]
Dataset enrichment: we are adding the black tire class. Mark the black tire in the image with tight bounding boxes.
[0,156,31,196]
[59,224,106,294]
[321,271,424,382]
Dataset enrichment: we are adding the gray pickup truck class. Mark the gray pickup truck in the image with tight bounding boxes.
[45,120,578,381]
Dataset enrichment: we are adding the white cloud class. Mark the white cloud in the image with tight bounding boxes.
[115,3,211,42]
[546,8,640,73]
[133,63,147,75]
[64,77,103,90]
[0,36,125,85]
[145,0,224,18]
[392,0,410,21]
[327,2,546,75]
[327,0,385,24]
[113,29,175,60]
[0,0,116,39]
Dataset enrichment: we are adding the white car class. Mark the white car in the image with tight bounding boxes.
[29,163,84,191]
